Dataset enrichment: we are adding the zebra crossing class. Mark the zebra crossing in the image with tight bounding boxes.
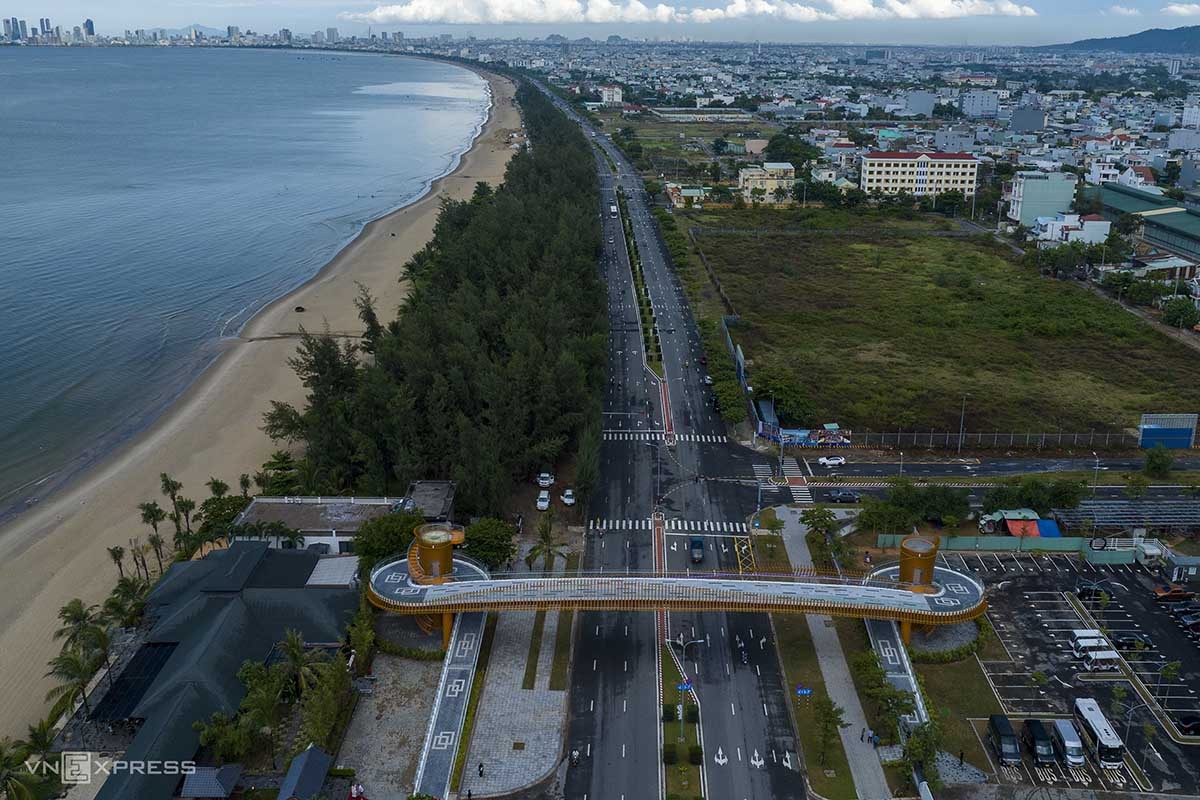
[782,458,813,504]
[587,518,749,533]
[602,430,728,443]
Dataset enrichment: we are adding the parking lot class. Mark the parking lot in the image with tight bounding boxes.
[958,554,1200,794]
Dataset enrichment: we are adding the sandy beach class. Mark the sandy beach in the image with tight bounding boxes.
[0,69,521,738]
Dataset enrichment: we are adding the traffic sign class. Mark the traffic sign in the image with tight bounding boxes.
[677,681,693,692]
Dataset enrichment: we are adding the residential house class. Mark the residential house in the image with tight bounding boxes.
[737,162,796,202]
[1032,212,1112,245]
[1007,170,1078,226]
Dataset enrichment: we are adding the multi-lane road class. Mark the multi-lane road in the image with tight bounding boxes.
[541,84,805,800]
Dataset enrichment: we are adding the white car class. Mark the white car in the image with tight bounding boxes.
[817,456,846,467]
[537,472,555,488]
[703,374,714,386]
[561,489,576,506]
[536,490,551,511]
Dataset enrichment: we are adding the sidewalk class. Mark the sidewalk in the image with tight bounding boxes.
[459,544,572,797]
[777,506,893,800]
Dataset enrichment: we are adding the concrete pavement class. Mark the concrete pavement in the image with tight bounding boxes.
[778,506,893,800]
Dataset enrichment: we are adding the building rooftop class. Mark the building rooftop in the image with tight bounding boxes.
[402,480,457,522]
[235,496,400,533]
[862,151,978,160]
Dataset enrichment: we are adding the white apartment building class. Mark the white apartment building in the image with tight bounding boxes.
[737,162,796,202]
[1184,105,1200,129]
[1086,160,1120,185]
[1033,213,1112,246]
[599,85,623,107]
[859,152,980,197]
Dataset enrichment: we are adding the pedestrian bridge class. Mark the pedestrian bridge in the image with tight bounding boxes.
[366,555,987,627]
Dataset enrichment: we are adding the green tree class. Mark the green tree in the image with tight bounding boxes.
[44,649,102,720]
[464,518,517,570]
[106,545,126,579]
[800,506,837,538]
[1124,473,1150,500]
[138,500,167,541]
[277,629,326,699]
[53,599,99,651]
[1144,444,1175,479]
[903,717,943,788]
[812,691,848,766]
[353,511,424,572]
[205,477,229,498]
[0,738,38,800]
[347,598,377,677]
[526,510,567,570]
[298,654,352,750]
[1163,297,1200,329]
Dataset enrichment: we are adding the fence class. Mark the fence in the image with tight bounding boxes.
[852,429,1141,450]
[874,534,1150,564]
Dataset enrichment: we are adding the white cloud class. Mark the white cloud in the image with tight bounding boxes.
[343,0,1036,23]
[1107,3,1140,13]
[1163,2,1200,14]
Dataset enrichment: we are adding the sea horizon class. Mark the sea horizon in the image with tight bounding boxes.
[0,47,491,523]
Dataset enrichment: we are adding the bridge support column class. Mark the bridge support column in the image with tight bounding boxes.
[442,612,454,651]
[900,619,912,644]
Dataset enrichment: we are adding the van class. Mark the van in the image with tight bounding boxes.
[1071,638,1109,658]
[1023,719,1055,766]
[1083,650,1121,672]
[1052,718,1086,767]
[1070,629,1105,645]
[988,714,1022,766]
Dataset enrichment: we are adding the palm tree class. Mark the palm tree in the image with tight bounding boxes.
[526,511,567,571]
[80,625,115,686]
[279,529,305,550]
[129,539,152,580]
[138,500,167,539]
[176,498,196,535]
[276,629,324,698]
[206,477,229,498]
[45,649,102,720]
[0,737,37,800]
[22,718,56,768]
[102,577,149,628]
[253,471,270,492]
[146,533,165,574]
[159,473,182,526]
[107,546,126,579]
[54,599,98,651]
[239,473,252,498]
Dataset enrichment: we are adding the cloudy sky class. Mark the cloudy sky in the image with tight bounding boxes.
[10,0,1197,45]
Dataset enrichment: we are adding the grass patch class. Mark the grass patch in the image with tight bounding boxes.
[548,553,580,691]
[774,614,857,800]
[680,207,1200,433]
[1169,535,1200,556]
[751,532,791,573]
[451,614,498,792]
[916,657,1001,772]
[522,611,548,690]
[660,646,702,798]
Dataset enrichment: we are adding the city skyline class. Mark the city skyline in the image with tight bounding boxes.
[0,1,1196,46]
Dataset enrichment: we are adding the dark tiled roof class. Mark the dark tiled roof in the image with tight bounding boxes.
[180,764,242,798]
[277,743,331,800]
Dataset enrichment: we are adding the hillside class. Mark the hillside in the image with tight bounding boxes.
[1046,25,1200,54]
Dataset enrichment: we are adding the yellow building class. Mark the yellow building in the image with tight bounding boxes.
[859,151,980,197]
[737,161,796,203]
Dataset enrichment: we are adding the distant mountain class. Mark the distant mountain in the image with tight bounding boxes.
[1045,26,1200,54]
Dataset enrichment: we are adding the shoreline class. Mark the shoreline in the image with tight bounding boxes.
[0,58,497,527]
[0,65,521,738]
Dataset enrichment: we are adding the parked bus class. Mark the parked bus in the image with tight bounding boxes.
[609,204,619,219]
[1074,698,1125,769]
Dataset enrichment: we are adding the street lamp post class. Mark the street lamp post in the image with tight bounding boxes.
[1092,451,1100,495]
[899,450,905,477]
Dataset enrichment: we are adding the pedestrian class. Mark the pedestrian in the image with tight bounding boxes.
[873,733,880,748]
[959,750,964,767]
[860,727,866,742]
[478,762,484,778]
[468,793,473,800]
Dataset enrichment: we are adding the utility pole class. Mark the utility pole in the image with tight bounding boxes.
[957,394,968,454]
[1092,450,1100,495]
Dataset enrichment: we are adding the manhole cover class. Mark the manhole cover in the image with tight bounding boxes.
[512,742,525,751]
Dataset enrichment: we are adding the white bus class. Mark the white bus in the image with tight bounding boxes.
[609,204,619,219]
[1074,697,1125,769]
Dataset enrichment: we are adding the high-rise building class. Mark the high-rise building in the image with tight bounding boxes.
[326,27,338,43]
[18,19,28,39]
[83,18,95,37]
[72,25,81,41]
[394,31,403,40]
[9,17,19,39]
[3,19,11,39]
[312,30,324,44]
[1006,171,1078,226]
[1170,58,1183,76]
[227,25,239,41]
[279,28,291,43]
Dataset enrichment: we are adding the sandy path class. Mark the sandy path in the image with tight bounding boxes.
[0,69,521,738]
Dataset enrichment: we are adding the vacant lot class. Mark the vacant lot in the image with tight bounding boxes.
[675,208,1200,433]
